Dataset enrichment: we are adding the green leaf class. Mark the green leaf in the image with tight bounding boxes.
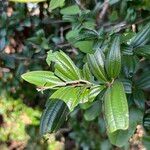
[51,85,104,111]
[88,85,105,102]
[128,23,150,48]
[82,63,93,81]
[50,87,88,111]
[40,100,69,135]
[106,36,121,79]
[60,5,81,15]
[74,41,93,53]
[121,79,132,94]
[133,89,146,110]
[122,55,139,78]
[87,49,107,82]
[136,71,150,89]
[122,45,133,55]
[142,136,150,149]
[108,108,143,147]
[143,110,150,131]
[84,100,101,121]
[21,71,65,89]
[9,0,46,3]
[104,81,129,133]
[135,45,150,59]
[49,0,65,11]
[46,50,81,81]
[0,37,6,51]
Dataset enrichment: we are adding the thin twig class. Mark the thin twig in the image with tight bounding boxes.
[97,0,109,26]
[105,16,150,33]
[75,0,85,10]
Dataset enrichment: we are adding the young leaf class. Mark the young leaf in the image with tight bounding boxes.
[9,0,46,2]
[104,81,129,133]
[105,36,121,79]
[49,0,65,11]
[40,100,69,135]
[87,49,107,82]
[128,23,150,48]
[21,71,65,89]
[108,108,143,147]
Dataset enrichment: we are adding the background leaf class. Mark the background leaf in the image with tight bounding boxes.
[84,100,101,121]
[49,0,65,11]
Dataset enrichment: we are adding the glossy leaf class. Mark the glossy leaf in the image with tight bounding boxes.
[128,23,150,48]
[9,0,46,2]
[136,71,150,89]
[108,108,143,147]
[84,100,101,121]
[51,85,104,111]
[49,0,65,11]
[135,45,150,59]
[143,110,150,131]
[121,79,132,94]
[104,81,129,133]
[40,100,69,135]
[122,55,139,78]
[88,85,105,102]
[106,36,121,78]
[21,71,65,89]
[50,87,88,111]
[82,63,93,81]
[87,49,107,82]
[46,50,81,81]
[133,89,146,110]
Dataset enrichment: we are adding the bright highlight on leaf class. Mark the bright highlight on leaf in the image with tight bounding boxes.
[21,71,65,89]
[87,49,107,82]
[105,36,121,79]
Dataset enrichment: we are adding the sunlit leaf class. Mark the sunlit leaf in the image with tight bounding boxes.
[104,81,129,133]
[21,71,65,89]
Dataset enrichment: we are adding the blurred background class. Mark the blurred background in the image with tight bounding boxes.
[0,0,150,149]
